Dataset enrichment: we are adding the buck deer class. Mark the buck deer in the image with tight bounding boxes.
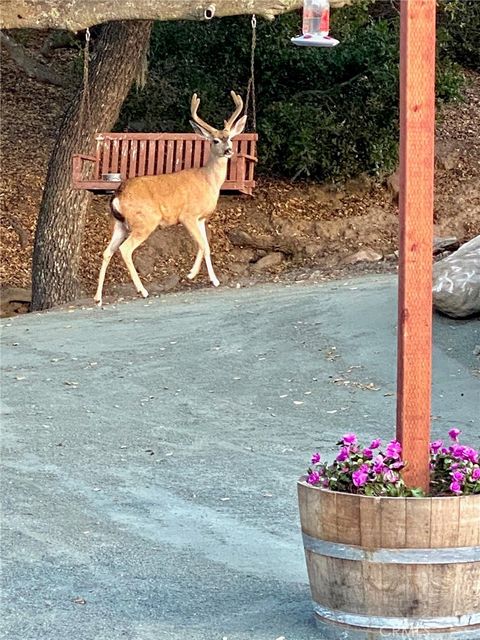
[94,91,247,306]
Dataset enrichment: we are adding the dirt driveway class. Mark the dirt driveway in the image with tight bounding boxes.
[1,275,479,640]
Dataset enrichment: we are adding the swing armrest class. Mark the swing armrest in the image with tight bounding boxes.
[72,154,97,185]
[236,153,258,163]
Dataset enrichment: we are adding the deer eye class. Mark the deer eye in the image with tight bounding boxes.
[213,139,221,145]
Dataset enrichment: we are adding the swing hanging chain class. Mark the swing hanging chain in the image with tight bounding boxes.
[244,14,257,132]
[79,27,91,133]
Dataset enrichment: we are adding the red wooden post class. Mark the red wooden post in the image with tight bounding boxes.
[397,0,436,492]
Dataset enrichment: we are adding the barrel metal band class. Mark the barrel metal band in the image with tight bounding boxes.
[302,533,480,564]
[313,603,480,630]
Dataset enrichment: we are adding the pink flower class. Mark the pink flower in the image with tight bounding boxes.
[471,468,480,481]
[464,447,479,464]
[311,452,321,464]
[451,444,467,460]
[385,440,402,460]
[430,440,443,454]
[448,428,461,442]
[369,438,381,450]
[322,478,330,488]
[352,468,369,487]
[342,433,357,446]
[307,471,321,485]
[383,469,398,484]
[451,470,464,483]
[336,447,350,462]
[362,448,373,459]
[373,455,386,474]
[449,481,462,494]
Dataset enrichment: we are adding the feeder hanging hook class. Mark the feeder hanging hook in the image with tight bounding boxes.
[204,4,216,20]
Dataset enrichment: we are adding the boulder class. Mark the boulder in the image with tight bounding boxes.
[432,235,480,318]
[251,252,284,271]
[344,248,383,264]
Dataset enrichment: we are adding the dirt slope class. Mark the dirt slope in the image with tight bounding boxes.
[1,34,479,308]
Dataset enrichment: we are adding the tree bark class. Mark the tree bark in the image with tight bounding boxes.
[1,0,353,31]
[0,31,69,87]
[30,21,152,310]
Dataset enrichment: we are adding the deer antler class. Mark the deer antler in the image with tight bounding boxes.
[190,93,217,135]
[224,91,244,130]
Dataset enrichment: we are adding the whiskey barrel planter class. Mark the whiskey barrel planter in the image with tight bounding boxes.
[298,479,480,638]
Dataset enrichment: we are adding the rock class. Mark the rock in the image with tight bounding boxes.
[432,235,480,318]
[160,274,181,292]
[251,252,284,271]
[0,287,31,318]
[386,170,400,203]
[343,248,383,264]
[435,141,461,171]
[228,262,249,276]
[343,173,372,196]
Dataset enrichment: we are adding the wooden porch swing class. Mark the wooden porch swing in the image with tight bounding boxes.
[73,18,259,196]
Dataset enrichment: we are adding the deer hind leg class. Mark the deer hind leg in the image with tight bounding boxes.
[183,218,219,287]
[94,220,129,306]
[119,233,151,298]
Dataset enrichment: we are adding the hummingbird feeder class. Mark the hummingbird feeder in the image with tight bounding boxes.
[291,0,339,48]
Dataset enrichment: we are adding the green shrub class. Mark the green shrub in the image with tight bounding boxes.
[439,0,480,71]
[117,3,467,181]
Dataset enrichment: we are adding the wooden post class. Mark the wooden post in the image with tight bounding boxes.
[396,0,436,492]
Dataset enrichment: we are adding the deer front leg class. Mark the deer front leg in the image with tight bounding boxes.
[183,218,219,287]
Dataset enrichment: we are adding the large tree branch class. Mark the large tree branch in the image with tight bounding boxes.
[1,0,353,31]
[0,31,70,87]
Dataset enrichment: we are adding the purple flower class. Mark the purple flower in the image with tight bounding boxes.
[362,448,373,459]
[311,452,321,465]
[430,440,443,454]
[448,428,461,442]
[336,447,350,462]
[369,438,381,450]
[449,481,462,494]
[322,478,330,488]
[307,471,321,485]
[383,469,398,484]
[342,433,357,446]
[451,470,464,483]
[450,444,467,460]
[441,447,449,454]
[373,455,386,474]
[471,468,480,481]
[385,440,402,460]
[352,468,369,487]
[463,447,479,464]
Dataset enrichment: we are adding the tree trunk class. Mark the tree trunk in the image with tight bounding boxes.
[30,21,152,310]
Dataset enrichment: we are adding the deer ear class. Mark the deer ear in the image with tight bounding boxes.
[190,120,213,140]
[229,115,247,138]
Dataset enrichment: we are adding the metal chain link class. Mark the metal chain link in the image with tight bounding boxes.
[244,14,257,131]
[79,27,91,132]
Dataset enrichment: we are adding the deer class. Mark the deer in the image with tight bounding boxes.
[94,91,247,306]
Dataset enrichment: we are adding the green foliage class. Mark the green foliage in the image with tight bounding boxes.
[117,2,470,181]
[439,0,480,71]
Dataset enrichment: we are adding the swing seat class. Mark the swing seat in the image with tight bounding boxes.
[72,132,258,196]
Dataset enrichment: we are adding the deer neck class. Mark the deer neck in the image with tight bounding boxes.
[202,154,228,192]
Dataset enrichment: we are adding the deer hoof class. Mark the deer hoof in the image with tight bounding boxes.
[94,296,103,307]
[187,271,196,280]
[212,278,220,288]
[139,288,149,298]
